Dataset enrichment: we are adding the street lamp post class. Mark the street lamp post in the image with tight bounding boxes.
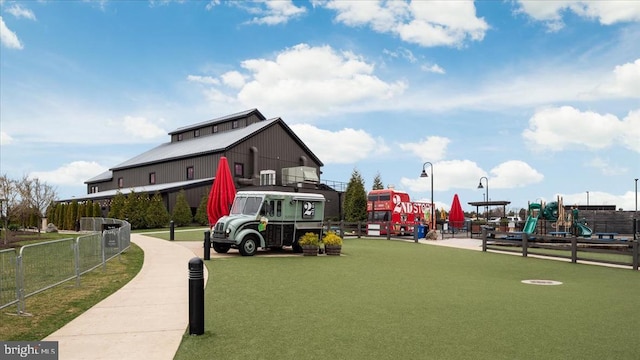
[478,177,489,219]
[586,191,589,206]
[420,162,434,230]
[635,178,638,213]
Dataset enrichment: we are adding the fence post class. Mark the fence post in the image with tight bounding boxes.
[571,236,578,264]
[101,230,107,272]
[74,237,81,287]
[16,255,24,314]
[340,220,345,238]
[633,240,638,271]
[522,232,528,257]
[481,228,487,252]
[357,221,362,238]
[386,221,391,240]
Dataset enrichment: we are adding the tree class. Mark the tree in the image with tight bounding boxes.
[108,191,126,220]
[343,168,367,222]
[124,191,149,229]
[372,172,384,190]
[172,189,193,226]
[194,194,209,226]
[146,192,170,228]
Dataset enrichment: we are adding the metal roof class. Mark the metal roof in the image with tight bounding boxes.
[168,108,264,135]
[60,178,214,202]
[111,118,278,170]
[85,170,113,183]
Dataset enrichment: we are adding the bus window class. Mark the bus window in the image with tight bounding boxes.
[276,200,282,217]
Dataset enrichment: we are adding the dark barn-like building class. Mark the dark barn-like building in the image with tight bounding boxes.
[64,109,343,220]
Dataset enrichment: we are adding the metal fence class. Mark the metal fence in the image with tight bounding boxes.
[0,217,131,314]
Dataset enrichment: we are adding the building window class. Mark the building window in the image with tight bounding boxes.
[187,166,194,180]
[234,163,244,177]
[232,120,238,129]
[90,186,98,193]
[149,172,156,185]
[212,125,218,133]
[118,177,123,188]
[177,133,183,141]
[194,129,200,137]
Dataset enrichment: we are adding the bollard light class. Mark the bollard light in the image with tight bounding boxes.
[204,230,211,261]
[188,257,204,335]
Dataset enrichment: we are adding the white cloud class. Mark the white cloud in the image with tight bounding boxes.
[0,16,23,49]
[121,116,166,139]
[400,159,485,192]
[0,131,14,145]
[585,156,628,176]
[382,47,417,63]
[30,161,108,186]
[187,75,220,85]
[221,71,246,89]
[205,0,220,11]
[421,63,445,74]
[198,43,406,117]
[593,59,640,98]
[515,0,640,31]
[289,124,389,164]
[398,136,450,162]
[244,0,307,25]
[488,160,544,189]
[323,0,488,48]
[5,4,36,20]
[561,191,637,210]
[522,106,640,153]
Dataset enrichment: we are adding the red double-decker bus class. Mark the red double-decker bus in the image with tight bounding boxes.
[366,188,432,235]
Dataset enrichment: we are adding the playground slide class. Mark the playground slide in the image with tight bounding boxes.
[575,223,593,237]
[522,216,538,234]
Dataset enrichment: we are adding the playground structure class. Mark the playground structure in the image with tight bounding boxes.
[523,197,593,237]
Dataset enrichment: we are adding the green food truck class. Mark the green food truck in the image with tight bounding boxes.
[211,191,326,256]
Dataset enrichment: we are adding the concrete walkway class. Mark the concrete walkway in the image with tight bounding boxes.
[44,234,206,360]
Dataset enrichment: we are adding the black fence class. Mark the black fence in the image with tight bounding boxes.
[480,229,639,271]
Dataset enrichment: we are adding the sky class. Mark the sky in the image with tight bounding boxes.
[1,0,639,214]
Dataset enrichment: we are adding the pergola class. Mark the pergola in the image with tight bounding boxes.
[467,200,511,219]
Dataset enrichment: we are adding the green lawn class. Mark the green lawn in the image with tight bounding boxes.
[174,238,639,360]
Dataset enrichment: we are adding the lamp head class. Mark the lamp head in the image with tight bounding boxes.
[477,181,484,189]
[420,169,428,178]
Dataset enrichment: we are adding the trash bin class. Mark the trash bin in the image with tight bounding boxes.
[417,225,426,239]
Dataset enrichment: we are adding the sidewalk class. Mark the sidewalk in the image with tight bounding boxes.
[44,234,206,360]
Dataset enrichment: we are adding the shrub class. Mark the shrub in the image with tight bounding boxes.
[298,232,319,246]
[322,231,342,246]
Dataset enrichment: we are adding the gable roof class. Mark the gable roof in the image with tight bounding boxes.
[66,178,214,202]
[111,118,279,171]
[168,108,265,135]
[85,114,324,184]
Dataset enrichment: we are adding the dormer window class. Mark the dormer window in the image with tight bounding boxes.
[177,133,183,141]
[213,125,218,133]
[194,129,200,137]
[232,120,238,129]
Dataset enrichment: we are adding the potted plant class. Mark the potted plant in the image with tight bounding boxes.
[298,232,319,256]
[322,231,342,255]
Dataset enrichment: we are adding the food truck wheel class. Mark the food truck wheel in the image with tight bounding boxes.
[239,236,258,256]
[212,242,231,253]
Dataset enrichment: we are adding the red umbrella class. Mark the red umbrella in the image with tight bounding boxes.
[207,156,237,226]
[449,194,465,229]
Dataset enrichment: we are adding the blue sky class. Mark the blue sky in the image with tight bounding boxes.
[1,0,639,214]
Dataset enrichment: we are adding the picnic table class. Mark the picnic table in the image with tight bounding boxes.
[594,232,618,239]
[549,231,569,237]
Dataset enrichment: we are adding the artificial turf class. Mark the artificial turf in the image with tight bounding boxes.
[174,238,639,360]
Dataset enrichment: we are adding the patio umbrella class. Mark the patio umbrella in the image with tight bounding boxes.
[448,194,465,229]
[207,156,237,226]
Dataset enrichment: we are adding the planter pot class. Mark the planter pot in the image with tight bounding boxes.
[302,245,318,256]
[324,245,342,256]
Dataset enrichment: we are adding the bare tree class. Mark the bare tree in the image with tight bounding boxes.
[0,174,19,244]
[17,175,58,232]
